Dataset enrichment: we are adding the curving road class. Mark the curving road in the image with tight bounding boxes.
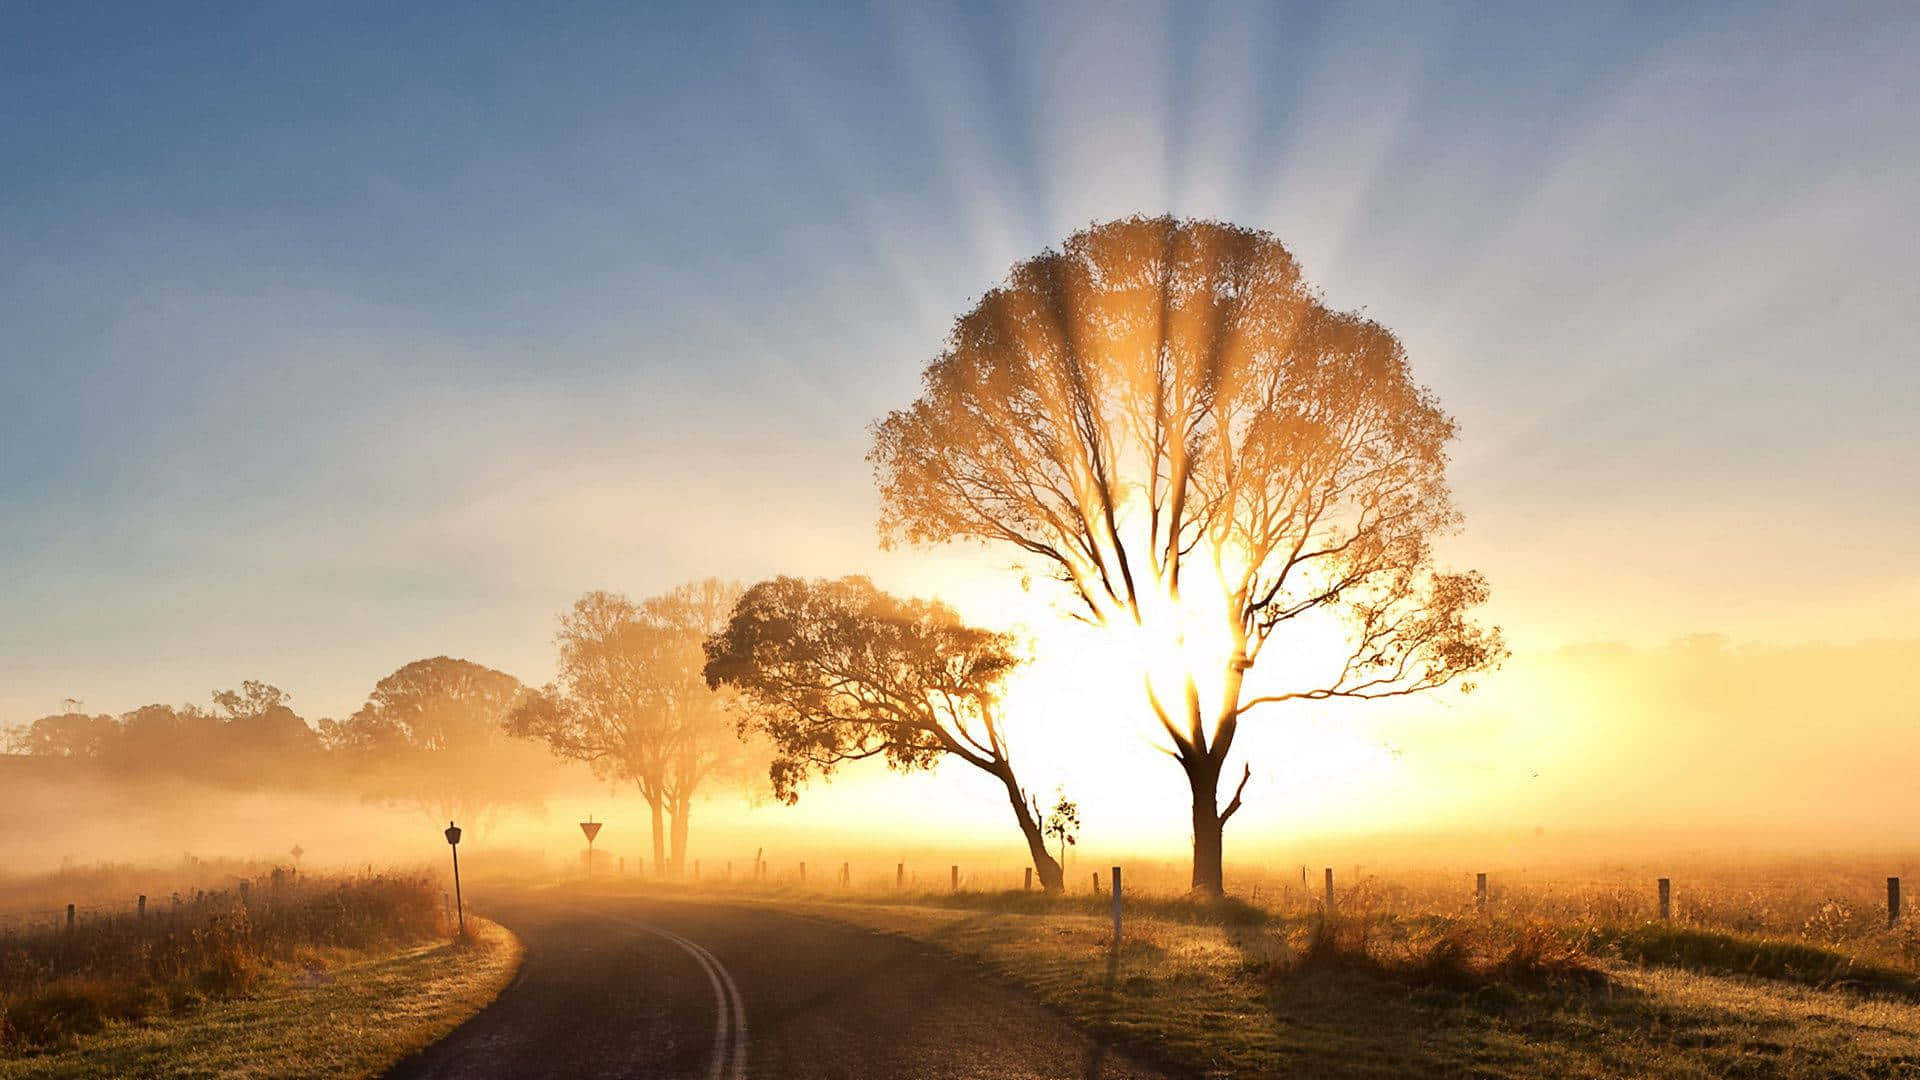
[386,890,1177,1080]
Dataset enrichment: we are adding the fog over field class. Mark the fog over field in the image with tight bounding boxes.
[7,633,1915,884]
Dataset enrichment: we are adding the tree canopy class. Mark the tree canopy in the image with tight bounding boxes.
[705,575,1066,891]
[509,580,755,875]
[870,215,1504,893]
[320,656,545,832]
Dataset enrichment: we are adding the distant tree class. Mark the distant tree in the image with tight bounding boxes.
[509,581,753,876]
[1044,790,1080,874]
[870,215,1505,895]
[109,703,221,772]
[210,680,316,755]
[703,575,1066,893]
[6,711,115,758]
[640,580,760,874]
[322,657,543,832]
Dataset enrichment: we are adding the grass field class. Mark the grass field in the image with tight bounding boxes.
[0,917,519,1080]
[614,853,1920,1078]
[1,867,522,1078]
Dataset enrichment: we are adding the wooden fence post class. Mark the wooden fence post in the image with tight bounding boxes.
[1476,872,1487,912]
[800,862,807,886]
[138,894,146,919]
[1111,866,1123,948]
[1891,877,1902,927]
[1658,878,1671,922]
[1092,871,1100,895]
[896,862,904,889]
[1024,867,1033,891]
[951,865,959,893]
[66,903,75,932]
[1324,868,1334,914]
[841,862,850,887]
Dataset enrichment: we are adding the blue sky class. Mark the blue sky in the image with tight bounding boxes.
[3,1,1917,724]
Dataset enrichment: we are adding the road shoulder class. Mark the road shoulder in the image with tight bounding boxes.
[0,918,523,1080]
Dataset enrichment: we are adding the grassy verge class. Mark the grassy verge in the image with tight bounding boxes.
[744,891,1920,1078]
[0,917,520,1080]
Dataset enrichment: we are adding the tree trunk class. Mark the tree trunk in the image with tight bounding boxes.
[993,764,1065,893]
[1187,755,1226,896]
[648,796,666,876]
[669,795,691,878]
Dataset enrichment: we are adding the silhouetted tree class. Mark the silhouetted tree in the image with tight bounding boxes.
[641,580,759,875]
[870,215,1505,895]
[704,575,1066,893]
[210,681,315,754]
[321,657,543,833]
[1044,790,1079,875]
[509,581,752,876]
[5,682,324,788]
[5,711,114,757]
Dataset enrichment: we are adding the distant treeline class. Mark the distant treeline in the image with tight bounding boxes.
[1,663,564,830]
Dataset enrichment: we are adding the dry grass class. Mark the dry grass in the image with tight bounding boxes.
[0,872,448,1053]
[0,917,520,1080]
[625,853,1920,1078]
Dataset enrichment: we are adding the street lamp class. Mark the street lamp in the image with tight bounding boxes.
[444,821,465,936]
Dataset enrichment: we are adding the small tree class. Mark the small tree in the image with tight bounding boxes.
[1044,790,1079,875]
[704,575,1066,893]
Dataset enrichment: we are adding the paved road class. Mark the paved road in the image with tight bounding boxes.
[386,890,1177,1080]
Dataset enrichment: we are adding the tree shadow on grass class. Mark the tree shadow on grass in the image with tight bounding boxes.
[1214,915,1920,1078]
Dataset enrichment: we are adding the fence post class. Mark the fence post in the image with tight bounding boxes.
[896,862,904,889]
[138,894,147,919]
[1891,877,1902,927]
[1324,868,1334,914]
[1476,872,1487,912]
[1092,871,1100,895]
[1024,867,1033,892]
[1658,878,1671,922]
[800,862,807,886]
[1111,866,1123,948]
[841,862,850,887]
[66,903,75,932]
[951,865,959,893]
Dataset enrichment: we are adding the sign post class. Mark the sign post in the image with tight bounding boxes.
[580,816,603,881]
[443,821,464,937]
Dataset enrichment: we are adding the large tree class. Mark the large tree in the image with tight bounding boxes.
[508,581,752,876]
[704,575,1065,892]
[321,656,545,833]
[870,215,1504,895]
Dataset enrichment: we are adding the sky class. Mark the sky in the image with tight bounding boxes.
[3,3,1918,852]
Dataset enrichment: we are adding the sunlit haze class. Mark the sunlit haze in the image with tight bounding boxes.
[5,3,1917,867]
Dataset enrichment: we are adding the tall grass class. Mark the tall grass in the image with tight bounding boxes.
[0,872,445,1050]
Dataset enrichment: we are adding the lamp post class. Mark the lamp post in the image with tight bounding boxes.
[444,821,464,936]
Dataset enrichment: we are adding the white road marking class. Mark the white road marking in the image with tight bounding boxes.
[608,915,748,1080]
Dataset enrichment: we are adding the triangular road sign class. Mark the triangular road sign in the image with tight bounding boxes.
[580,820,603,842]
